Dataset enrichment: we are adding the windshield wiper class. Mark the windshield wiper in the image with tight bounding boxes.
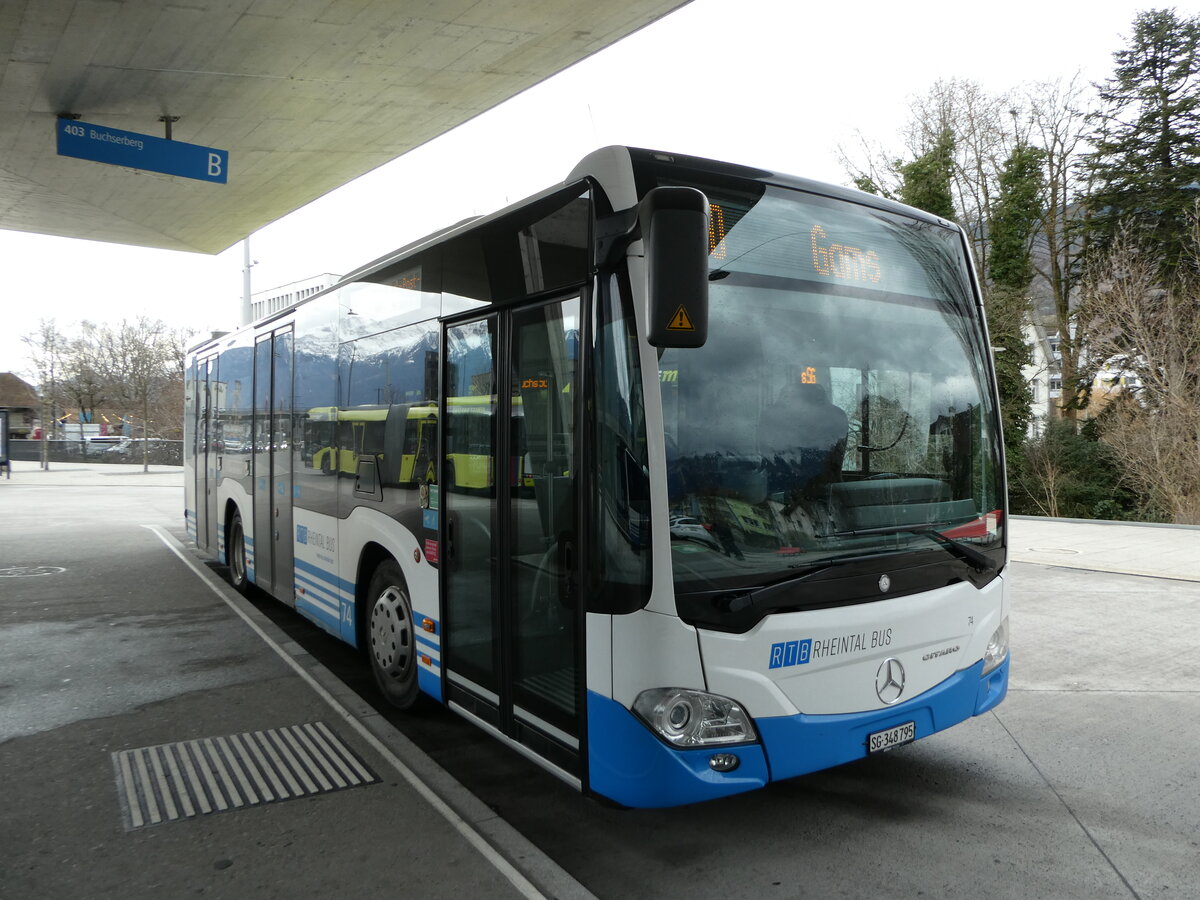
[831,523,996,574]
[696,562,838,616]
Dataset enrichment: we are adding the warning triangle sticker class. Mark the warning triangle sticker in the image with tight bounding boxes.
[667,305,695,331]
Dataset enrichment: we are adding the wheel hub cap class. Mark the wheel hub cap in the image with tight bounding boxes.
[370,586,413,679]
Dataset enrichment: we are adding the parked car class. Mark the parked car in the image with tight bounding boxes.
[104,438,143,459]
[669,515,719,549]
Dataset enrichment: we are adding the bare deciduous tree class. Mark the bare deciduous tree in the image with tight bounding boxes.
[61,321,111,430]
[1027,75,1094,421]
[840,79,1018,282]
[20,317,190,468]
[906,79,1017,281]
[1016,433,1064,517]
[1077,217,1200,523]
[97,317,186,471]
[20,319,68,470]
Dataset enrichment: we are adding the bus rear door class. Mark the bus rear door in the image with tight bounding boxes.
[252,326,295,598]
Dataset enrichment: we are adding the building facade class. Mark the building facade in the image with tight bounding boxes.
[0,373,40,439]
[249,274,339,322]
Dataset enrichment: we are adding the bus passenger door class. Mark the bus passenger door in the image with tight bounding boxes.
[252,326,295,597]
[273,328,295,600]
[199,355,218,554]
[442,296,582,782]
[253,336,272,590]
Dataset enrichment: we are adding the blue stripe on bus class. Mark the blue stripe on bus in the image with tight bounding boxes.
[295,589,340,619]
[296,593,340,631]
[587,657,1010,808]
[298,595,339,621]
[295,570,340,606]
[294,557,355,595]
[416,633,440,652]
[294,580,340,618]
[417,666,443,701]
[298,595,340,624]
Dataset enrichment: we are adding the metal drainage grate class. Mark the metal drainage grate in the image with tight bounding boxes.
[113,722,378,830]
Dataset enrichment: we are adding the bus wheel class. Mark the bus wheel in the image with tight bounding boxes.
[228,511,250,595]
[367,560,421,709]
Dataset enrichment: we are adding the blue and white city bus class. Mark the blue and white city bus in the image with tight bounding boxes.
[184,147,1009,808]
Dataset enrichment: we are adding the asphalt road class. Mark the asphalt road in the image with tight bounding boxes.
[3,464,1197,899]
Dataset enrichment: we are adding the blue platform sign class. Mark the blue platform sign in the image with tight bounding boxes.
[56,119,228,184]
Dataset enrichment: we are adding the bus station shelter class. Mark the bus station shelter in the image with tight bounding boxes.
[0,0,690,254]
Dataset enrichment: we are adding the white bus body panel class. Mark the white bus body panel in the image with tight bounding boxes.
[610,607,705,707]
[585,612,614,700]
[699,573,1008,718]
[291,509,345,626]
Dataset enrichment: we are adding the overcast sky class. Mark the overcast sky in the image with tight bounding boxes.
[0,0,1156,378]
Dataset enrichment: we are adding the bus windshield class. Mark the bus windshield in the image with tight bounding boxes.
[661,184,1004,603]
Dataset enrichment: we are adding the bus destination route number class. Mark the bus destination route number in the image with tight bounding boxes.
[867,720,915,754]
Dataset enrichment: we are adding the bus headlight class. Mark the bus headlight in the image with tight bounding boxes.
[982,617,1009,675]
[632,688,756,746]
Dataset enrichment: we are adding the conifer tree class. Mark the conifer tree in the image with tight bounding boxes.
[1083,8,1200,273]
[987,144,1044,463]
[898,128,957,221]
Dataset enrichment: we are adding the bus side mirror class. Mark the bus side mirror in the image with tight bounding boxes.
[640,187,709,349]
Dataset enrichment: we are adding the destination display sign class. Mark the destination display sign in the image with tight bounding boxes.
[56,119,228,184]
[705,189,966,302]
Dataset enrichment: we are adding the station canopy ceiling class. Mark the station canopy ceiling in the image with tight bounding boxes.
[0,0,688,254]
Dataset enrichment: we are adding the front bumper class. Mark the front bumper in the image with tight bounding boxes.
[586,656,1009,808]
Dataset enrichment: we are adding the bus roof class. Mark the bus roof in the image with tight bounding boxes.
[187,147,962,358]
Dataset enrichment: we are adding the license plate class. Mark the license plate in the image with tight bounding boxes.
[868,721,915,754]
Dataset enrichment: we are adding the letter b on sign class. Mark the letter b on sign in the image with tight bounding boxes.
[202,149,228,183]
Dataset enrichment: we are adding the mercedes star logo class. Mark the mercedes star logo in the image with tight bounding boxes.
[878,574,891,593]
[875,657,906,704]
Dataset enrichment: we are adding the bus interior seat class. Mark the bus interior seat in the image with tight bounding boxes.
[758,380,849,501]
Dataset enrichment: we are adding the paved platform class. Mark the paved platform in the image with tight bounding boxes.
[1009,515,1199,582]
[0,461,586,900]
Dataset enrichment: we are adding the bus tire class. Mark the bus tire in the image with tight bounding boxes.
[228,511,250,595]
[366,559,422,709]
